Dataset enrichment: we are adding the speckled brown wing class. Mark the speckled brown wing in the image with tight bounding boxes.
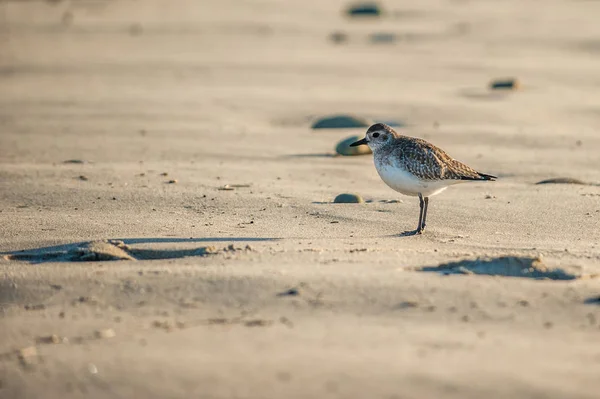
[394,137,485,181]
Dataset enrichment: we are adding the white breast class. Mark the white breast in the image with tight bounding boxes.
[375,162,456,197]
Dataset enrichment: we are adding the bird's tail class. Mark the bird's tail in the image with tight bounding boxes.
[460,172,497,181]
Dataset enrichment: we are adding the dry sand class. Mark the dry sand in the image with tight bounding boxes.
[1,0,600,398]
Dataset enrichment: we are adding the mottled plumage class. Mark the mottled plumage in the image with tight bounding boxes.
[350,123,496,234]
[369,123,493,182]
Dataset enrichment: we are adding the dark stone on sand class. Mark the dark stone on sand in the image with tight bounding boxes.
[346,3,382,17]
[584,296,600,305]
[489,78,520,90]
[334,193,364,204]
[335,135,372,156]
[535,177,587,185]
[312,115,372,129]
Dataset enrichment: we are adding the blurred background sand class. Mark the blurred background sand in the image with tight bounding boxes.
[1,1,600,398]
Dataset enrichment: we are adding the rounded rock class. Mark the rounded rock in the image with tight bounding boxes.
[333,193,364,204]
[311,115,372,129]
[346,3,383,17]
[489,78,520,90]
[335,135,372,156]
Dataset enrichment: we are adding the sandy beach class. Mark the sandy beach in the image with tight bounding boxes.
[1,0,600,398]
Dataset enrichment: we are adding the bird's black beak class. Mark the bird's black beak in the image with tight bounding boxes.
[349,138,368,147]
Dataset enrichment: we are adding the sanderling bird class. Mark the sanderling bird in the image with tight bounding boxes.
[350,123,496,234]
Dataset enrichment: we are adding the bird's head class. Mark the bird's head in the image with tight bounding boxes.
[350,123,396,151]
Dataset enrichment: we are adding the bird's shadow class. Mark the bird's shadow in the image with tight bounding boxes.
[398,229,422,237]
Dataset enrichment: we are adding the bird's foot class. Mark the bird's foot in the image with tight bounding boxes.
[400,228,423,236]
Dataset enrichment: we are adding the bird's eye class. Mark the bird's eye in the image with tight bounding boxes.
[372,133,380,138]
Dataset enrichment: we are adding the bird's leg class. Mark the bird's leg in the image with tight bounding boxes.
[421,197,429,231]
[416,194,425,234]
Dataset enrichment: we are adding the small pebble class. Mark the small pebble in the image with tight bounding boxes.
[335,135,372,156]
[312,115,371,129]
[78,296,98,304]
[277,288,300,297]
[346,3,382,17]
[333,193,364,204]
[18,346,37,358]
[584,296,600,305]
[17,346,38,366]
[489,78,520,90]
[94,328,116,339]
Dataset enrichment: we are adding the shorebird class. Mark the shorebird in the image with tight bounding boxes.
[350,123,496,234]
